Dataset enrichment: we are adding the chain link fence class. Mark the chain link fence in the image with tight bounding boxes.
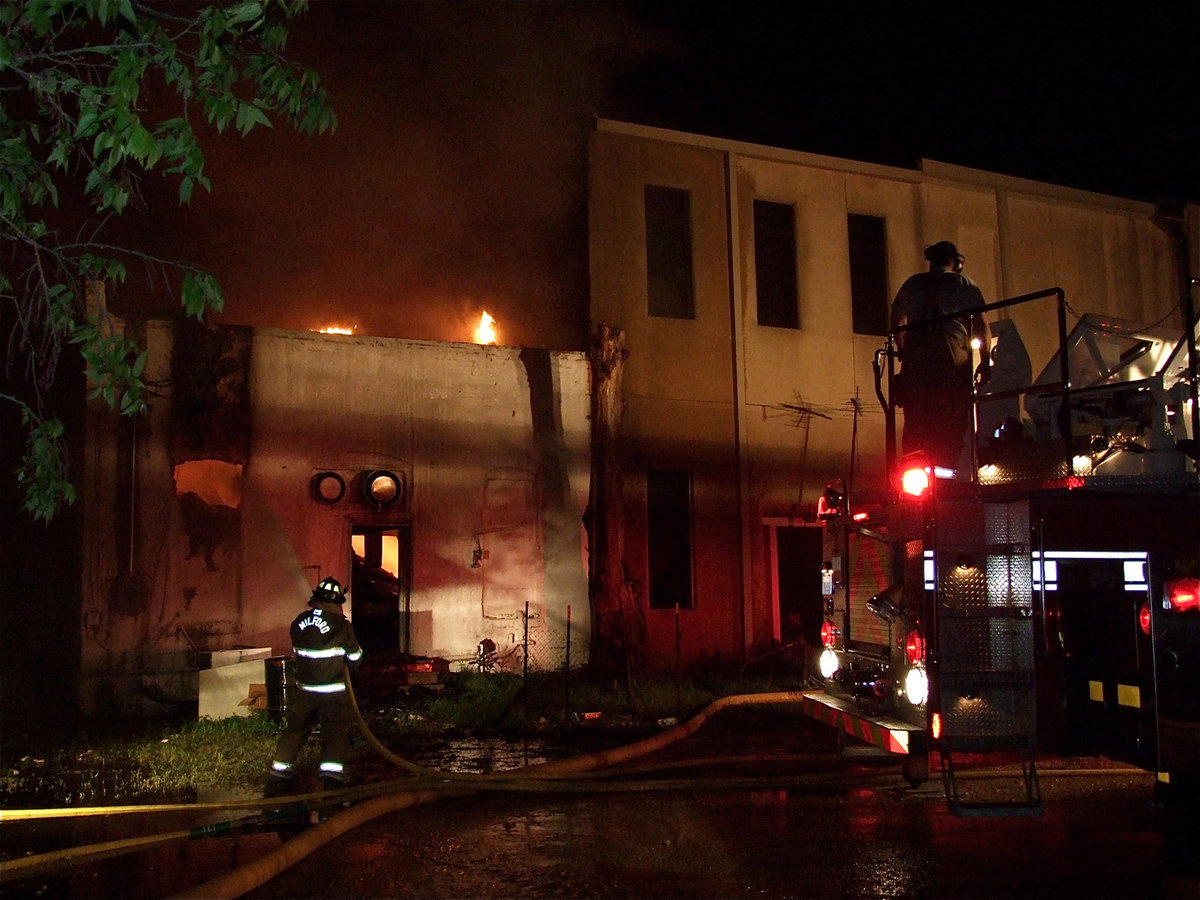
[469,602,587,675]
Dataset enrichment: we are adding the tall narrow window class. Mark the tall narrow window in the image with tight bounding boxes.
[644,185,695,319]
[753,200,799,328]
[848,214,889,335]
[647,469,693,610]
[351,526,408,653]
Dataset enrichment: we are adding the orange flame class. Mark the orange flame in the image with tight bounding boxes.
[473,311,497,345]
[318,325,356,335]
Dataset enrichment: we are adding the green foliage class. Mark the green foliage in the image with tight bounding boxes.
[13,408,76,521]
[70,317,148,413]
[1,0,336,521]
[423,673,527,728]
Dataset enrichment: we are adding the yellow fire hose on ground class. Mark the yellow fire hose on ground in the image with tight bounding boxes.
[170,680,1154,900]
[168,687,820,899]
[1,686,818,895]
[1,676,1153,898]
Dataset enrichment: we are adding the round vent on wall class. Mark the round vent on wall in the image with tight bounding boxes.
[311,471,346,504]
[362,470,402,509]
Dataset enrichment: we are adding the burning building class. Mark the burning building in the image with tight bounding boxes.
[57,118,1199,717]
[80,310,590,716]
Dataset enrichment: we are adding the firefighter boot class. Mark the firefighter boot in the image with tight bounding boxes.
[264,771,297,799]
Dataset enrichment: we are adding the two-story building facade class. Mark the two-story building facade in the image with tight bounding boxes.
[588,118,1197,673]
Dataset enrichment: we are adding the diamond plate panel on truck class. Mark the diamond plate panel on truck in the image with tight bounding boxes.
[939,681,1039,740]
[935,497,1036,742]
[940,614,1035,674]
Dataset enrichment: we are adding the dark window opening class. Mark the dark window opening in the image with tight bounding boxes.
[647,469,693,610]
[754,200,799,328]
[645,185,695,319]
[774,526,823,646]
[848,214,889,336]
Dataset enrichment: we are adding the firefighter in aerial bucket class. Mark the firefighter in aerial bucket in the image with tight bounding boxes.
[268,576,363,790]
[890,241,991,471]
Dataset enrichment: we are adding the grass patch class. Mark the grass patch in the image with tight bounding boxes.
[0,714,280,808]
[1,665,811,808]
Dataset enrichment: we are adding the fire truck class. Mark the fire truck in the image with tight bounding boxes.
[803,287,1200,817]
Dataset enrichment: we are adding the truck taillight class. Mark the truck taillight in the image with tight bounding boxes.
[900,467,930,497]
[1166,577,1200,612]
[903,666,928,706]
[1139,602,1152,635]
[819,649,839,679]
[821,620,839,648]
[904,629,925,664]
[897,453,932,498]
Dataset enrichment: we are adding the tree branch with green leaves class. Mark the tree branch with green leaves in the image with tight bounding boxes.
[1,0,336,521]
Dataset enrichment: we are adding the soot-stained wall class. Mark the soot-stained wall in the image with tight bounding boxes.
[81,321,591,716]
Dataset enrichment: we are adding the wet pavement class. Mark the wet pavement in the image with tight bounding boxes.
[238,768,1168,900]
[1,711,1188,899]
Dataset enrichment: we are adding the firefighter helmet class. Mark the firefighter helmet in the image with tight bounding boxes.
[924,240,964,270]
[311,576,345,604]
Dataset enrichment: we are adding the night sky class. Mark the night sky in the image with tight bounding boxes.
[120,1,1200,351]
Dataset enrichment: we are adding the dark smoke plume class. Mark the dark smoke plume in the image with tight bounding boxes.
[118,1,672,350]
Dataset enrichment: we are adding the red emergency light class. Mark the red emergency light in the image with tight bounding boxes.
[901,468,930,496]
[904,629,925,664]
[820,620,839,649]
[896,453,932,498]
[1166,577,1200,613]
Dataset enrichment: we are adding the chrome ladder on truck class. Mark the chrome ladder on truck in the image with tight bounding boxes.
[931,490,1042,816]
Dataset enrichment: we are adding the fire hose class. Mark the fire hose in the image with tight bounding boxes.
[0,678,1153,898]
[167,686,821,899]
[2,687,820,892]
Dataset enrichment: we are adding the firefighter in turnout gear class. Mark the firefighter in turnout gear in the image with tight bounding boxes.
[890,240,991,471]
[269,577,363,788]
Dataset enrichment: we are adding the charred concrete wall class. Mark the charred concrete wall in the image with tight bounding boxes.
[81,322,590,716]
